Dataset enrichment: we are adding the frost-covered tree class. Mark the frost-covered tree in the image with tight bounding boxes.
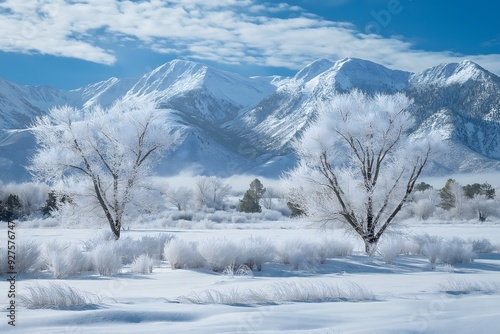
[194,176,231,209]
[284,91,431,253]
[469,194,498,222]
[165,186,193,211]
[411,187,439,220]
[29,101,179,239]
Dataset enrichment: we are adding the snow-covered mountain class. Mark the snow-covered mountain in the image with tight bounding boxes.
[1,58,500,182]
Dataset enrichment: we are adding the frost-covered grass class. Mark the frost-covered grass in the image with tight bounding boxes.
[42,241,92,278]
[129,254,154,274]
[438,279,500,295]
[174,281,376,305]
[19,282,101,309]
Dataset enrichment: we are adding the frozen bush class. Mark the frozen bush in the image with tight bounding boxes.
[276,238,319,270]
[439,237,475,264]
[15,239,41,274]
[92,243,122,276]
[198,219,215,229]
[413,234,443,253]
[239,236,275,271]
[81,229,115,251]
[163,239,204,269]
[316,237,353,263]
[421,241,443,268]
[42,241,91,278]
[377,237,406,264]
[262,210,282,221]
[116,237,144,265]
[19,282,100,309]
[198,237,242,272]
[231,214,248,224]
[414,234,475,267]
[412,199,436,220]
[139,233,175,261]
[130,254,154,274]
[470,238,496,253]
[206,212,226,224]
[168,211,193,221]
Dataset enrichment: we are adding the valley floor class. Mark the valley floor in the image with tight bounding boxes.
[1,221,499,333]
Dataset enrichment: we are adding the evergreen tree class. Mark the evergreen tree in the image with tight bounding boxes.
[439,179,459,210]
[415,182,432,192]
[42,190,71,216]
[239,179,266,213]
[0,194,22,221]
[463,182,495,199]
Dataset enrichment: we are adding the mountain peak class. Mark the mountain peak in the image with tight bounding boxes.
[311,57,410,92]
[411,60,491,86]
[294,58,334,82]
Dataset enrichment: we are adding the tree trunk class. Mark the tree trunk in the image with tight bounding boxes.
[363,236,378,255]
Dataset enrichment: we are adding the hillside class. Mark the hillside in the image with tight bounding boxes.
[1,58,500,182]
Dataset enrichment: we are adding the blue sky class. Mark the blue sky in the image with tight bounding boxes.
[0,0,499,89]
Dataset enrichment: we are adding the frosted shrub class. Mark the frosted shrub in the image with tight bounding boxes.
[413,234,442,252]
[116,237,144,265]
[412,199,435,220]
[262,209,282,221]
[19,282,100,309]
[421,239,443,268]
[231,214,248,224]
[139,233,175,261]
[130,254,154,274]
[163,239,204,269]
[81,230,115,251]
[206,212,226,224]
[43,241,91,278]
[198,237,242,272]
[414,234,475,267]
[470,238,496,253]
[15,239,41,274]
[92,243,122,276]
[316,237,353,263]
[277,238,319,270]
[169,210,193,221]
[439,237,475,264]
[377,237,406,264]
[239,236,275,271]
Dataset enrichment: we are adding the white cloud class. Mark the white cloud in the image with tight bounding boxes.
[0,0,499,75]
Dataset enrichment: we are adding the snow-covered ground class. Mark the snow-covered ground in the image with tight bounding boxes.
[1,220,499,333]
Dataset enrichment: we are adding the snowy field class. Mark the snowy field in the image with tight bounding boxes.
[1,220,500,334]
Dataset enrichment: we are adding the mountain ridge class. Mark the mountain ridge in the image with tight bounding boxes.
[1,57,500,182]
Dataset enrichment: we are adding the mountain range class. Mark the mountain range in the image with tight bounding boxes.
[1,57,500,183]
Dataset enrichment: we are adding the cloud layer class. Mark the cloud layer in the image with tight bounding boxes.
[1,0,499,74]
